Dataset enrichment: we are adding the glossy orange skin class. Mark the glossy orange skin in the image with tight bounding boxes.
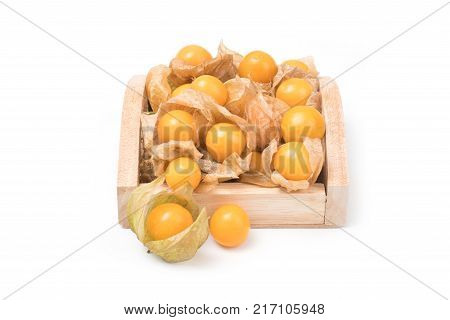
[205,123,246,163]
[249,152,263,173]
[281,105,325,142]
[176,45,212,66]
[191,75,228,105]
[165,157,201,190]
[146,203,193,240]
[283,60,309,73]
[276,78,313,107]
[210,204,250,247]
[157,110,194,143]
[171,84,192,97]
[273,142,311,181]
[238,51,278,83]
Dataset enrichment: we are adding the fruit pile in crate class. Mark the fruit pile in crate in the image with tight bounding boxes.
[124,43,334,263]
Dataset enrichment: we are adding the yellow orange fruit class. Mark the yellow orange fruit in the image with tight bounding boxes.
[238,51,278,83]
[249,152,263,173]
[281,105,325,142]
[176,45,212,66]
[210,204,250,247]
[276,78,313,107]
[205,123,246,162]
[283,60,309,73]
[171,84,192,97]
[146,203,193,240]
[273,142,311,181]
[157,110,194,143]
[191,75,228,105]
[165,157,201,190]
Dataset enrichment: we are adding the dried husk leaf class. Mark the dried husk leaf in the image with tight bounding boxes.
[168,43,240,86]
[218,41,243,70]
[145,65,172,112]
[225,76,289,150]
[240,138,324,192]
[140,113,158,182]
[198,152,252,188]
[127,177,209,263]
[150,140,203,176]
[224,77,257,117]
[245,92,290,150]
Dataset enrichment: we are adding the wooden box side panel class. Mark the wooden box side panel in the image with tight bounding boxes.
[320,77,349,226]
[193,183,326,227]
[117,75,147,227]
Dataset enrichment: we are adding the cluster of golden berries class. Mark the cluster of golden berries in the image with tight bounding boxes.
[157,45,325,189]
[148,45,326,248]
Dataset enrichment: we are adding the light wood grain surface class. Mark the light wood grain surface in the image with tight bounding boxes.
[320,77,349,226]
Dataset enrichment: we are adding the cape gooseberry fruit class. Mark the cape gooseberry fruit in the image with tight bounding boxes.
[165,157,201,190]
[176,45,212,66]
[205,123,246,163]
[281,105,325,142]
[272,142,311,181]
[191,75,228,105]
[238,50,278,83]
[210,204,250,247]
[276,78,313,107]
[157,110,194,144]
[146,203,193,241]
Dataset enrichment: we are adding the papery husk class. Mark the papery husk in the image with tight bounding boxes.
[150,140,203,176]
[224,77,257,117]
[240,138,324,192]
[127,177,209,263]
[140,113,157,182]
[145,65,172,112]
[198,152,252,190]
[245,93,290,150]
[224,76,289,150]
[168,42,241,86]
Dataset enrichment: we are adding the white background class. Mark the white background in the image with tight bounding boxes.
[1,0,449,318]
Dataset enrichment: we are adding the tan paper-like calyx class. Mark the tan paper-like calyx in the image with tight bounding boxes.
[145,65,172,112]
[150,140,203,177]
[198,151,252,191]
[225,76,289,150]
[127,177,209,263]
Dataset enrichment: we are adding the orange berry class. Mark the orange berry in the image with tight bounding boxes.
[176,45,212,66]
[157,110,194,143]
[191,75,228,105]
[210,204,250,247]
[238,51,278,83]
[281,105,325,142]
[273,142,311,181]
[205,123,246,163]
[146,203,193,240]
[165,157,201,190]
[276,78,313,107]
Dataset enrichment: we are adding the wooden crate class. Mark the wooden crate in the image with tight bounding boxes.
[117,75,348,228]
